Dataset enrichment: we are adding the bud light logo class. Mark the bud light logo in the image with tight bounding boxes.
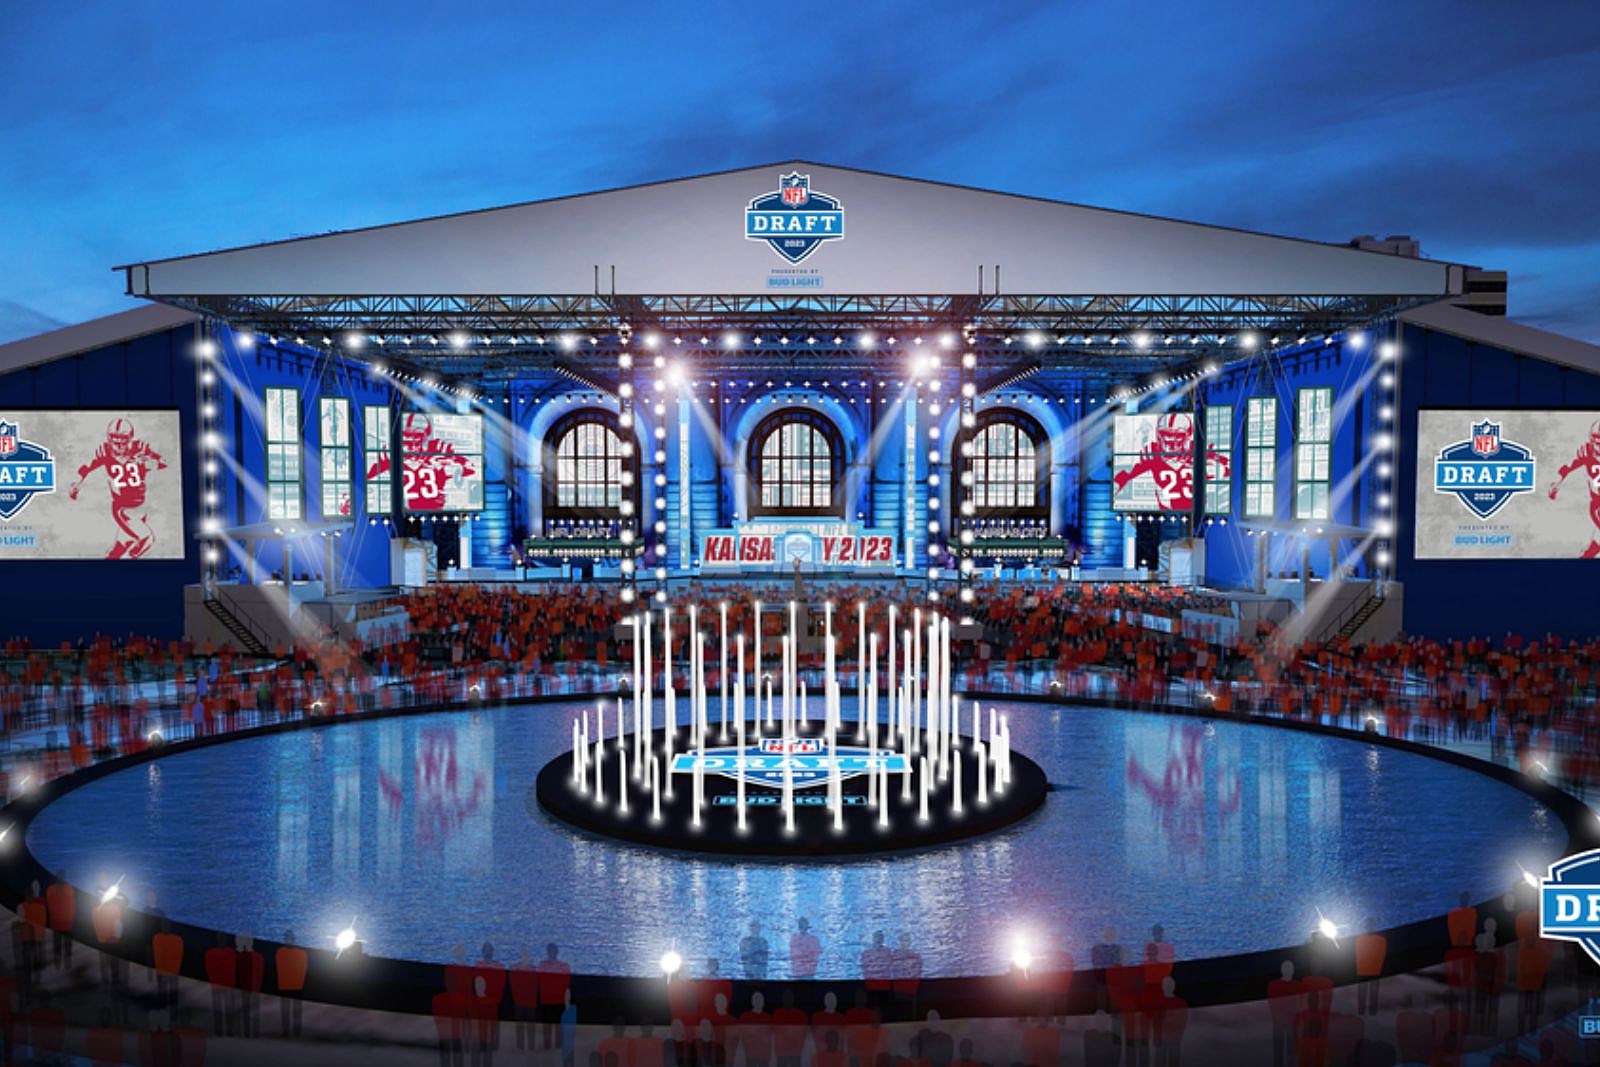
[0,421,57,521]
[745,172,844,264]
[1538,849,1600,968]
[1434,420,1535,519]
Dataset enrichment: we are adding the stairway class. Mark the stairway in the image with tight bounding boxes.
[203,594,271,656]
[1337,590,1385,642]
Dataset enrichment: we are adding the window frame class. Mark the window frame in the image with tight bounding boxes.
[958,409,1048,518]
[1294,386,1334,520]
[748,408,845,518]
[1243,396,1278,520]
[1204,405,1233,516]
[363,405,391,515]
[264,386,302,521]
[319,396,353,520]
[542,409,636,519]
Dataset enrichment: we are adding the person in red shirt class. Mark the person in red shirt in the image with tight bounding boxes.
[43,882,74,970]
[235,934,266,1038]
[1022,1017,1062,1066]
[1266,960,1303,1067]
[473,942,507,1052]
[737,990,774,1067]
[789,917,821,978]
[203,933,238,1036]
[1154,976,1188,1067]
[860,930,893,1010]
[67,417,167,559]
[509,948,540,1050]
[535,942,573,1050]
[770,989,808,1067]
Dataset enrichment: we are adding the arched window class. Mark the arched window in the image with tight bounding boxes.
[543,410,635,518]
[959,410,1047,516]
[749,409,845,517]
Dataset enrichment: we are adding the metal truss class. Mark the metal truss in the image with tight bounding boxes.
[149,290,1437,380]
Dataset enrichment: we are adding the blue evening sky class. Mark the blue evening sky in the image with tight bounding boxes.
[1,2,1596,343]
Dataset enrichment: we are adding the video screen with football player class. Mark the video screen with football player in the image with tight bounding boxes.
[387,411,484,513]
[1111,412,1199,512]
[1415,409,1600,559]
[0,410,184,560]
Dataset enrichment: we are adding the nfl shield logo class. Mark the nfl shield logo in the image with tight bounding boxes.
[1472,421,1501,457]
[781,175,808,206]
[1539,848,1600,968]
[0,428,14,456]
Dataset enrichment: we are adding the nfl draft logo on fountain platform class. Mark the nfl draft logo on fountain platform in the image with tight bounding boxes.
[1434,420,1536,519]
[1538,849,1600,968]
[745,173,845,264]
[672,737,908,789]
[0,421,57,520]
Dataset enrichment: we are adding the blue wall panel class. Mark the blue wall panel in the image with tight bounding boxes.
[1393,323,1600,640]
[0,325,203,643]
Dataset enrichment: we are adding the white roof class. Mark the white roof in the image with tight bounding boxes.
[0,304,197,376]
[121,162,1461,299]
[1399,301,1600,377]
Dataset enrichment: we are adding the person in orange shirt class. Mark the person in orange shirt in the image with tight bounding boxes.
[1022,1017,1062,1066]
[1513,912,1550,1036]
[1446,891,1477,948]
[813,1028,848,1067]
[151,923,185,1014]
[275,929,308,1037]
[203,932,238,1036]
[770,989,808,1067]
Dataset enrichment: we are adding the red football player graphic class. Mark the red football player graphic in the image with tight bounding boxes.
[68,417,167,559]
[365,413,475,512]
[1547,417,1600,559]
[1112,412,1229,512]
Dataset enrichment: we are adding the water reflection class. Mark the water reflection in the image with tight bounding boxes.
[27,699,1563,980]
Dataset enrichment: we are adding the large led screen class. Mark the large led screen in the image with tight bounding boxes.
[396,412,484,512]
[1111,412,1196,512]
[0,410,184,560]
[1415,409,1600,559]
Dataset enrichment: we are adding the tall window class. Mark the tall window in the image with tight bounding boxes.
[265,387,301,520]
[545,410,632,513]
[964,410,1046,513]
[1244,396,1277,519]
[364,405,391,513]
[1295,387,1333,520]
[750,409,843,516]
[1204,405,1233,515]
[319,397,352,519]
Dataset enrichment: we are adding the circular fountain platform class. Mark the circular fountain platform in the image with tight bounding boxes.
[535,721,1049,856]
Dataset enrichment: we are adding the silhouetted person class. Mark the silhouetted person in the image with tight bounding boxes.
[789,917,820,978]
[741,920,770,979]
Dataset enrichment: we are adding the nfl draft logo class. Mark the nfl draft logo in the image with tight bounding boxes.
[745,172,845,264]
[1538,849,1600,968]
[0,421,57,520]
[1433,420,1536,519]
[672,737,907,789]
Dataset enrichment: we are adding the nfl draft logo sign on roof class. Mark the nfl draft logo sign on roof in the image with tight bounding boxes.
[745,172,845,264]
[1433,419,1536,519]
[1538,849,1600,968]
[0,421,57,520]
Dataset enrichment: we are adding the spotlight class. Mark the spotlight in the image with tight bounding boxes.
[660,949,683,977]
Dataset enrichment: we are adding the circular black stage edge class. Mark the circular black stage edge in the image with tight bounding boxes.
[1,689,1596,1024]
[536,722,1048,856]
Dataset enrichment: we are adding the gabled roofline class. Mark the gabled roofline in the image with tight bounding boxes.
[0,304,198,376]
[113,159,1470,273]
[1399,301,1600,378]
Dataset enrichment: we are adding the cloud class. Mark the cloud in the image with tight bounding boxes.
[0,300,67,347]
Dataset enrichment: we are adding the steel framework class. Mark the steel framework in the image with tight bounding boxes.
[140,286,1436,381]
